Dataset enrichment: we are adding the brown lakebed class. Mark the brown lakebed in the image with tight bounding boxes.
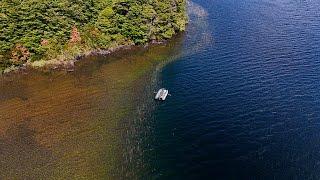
[0,36,184,179]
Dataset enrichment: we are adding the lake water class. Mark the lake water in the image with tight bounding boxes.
[1,0,320,179]
[151,0,320,179]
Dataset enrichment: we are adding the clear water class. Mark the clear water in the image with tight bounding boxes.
[0,42,184,179]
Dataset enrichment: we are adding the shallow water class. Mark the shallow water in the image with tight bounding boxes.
[1,0,320,179]
[0,38,184,179]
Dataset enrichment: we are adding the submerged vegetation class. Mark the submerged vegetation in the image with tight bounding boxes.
[0,0,187,72]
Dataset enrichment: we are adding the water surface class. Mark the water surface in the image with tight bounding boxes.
[0,38,184,178]
[151,0,320,179]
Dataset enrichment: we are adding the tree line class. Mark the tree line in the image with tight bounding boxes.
[0,0,187,72]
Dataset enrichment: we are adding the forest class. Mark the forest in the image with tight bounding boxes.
[0,0,187,72]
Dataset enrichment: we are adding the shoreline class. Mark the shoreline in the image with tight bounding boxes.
[0,39,169,75]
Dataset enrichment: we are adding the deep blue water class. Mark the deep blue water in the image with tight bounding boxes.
[151,0,320,179]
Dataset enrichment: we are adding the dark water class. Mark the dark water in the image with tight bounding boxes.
[151,0,320,179]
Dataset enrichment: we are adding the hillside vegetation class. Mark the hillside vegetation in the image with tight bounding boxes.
[0,0,187,72]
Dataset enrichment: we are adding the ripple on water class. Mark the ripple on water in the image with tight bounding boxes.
[151,0,320,179]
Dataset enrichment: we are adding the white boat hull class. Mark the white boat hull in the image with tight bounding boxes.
[155,88,169,100]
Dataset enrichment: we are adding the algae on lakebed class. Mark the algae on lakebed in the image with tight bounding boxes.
[0,35,184,179]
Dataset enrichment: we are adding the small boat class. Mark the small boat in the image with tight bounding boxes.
[155,88,169,101]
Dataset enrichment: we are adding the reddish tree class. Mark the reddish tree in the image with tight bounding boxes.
[69,26,81,43]
[11,44,30,63]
